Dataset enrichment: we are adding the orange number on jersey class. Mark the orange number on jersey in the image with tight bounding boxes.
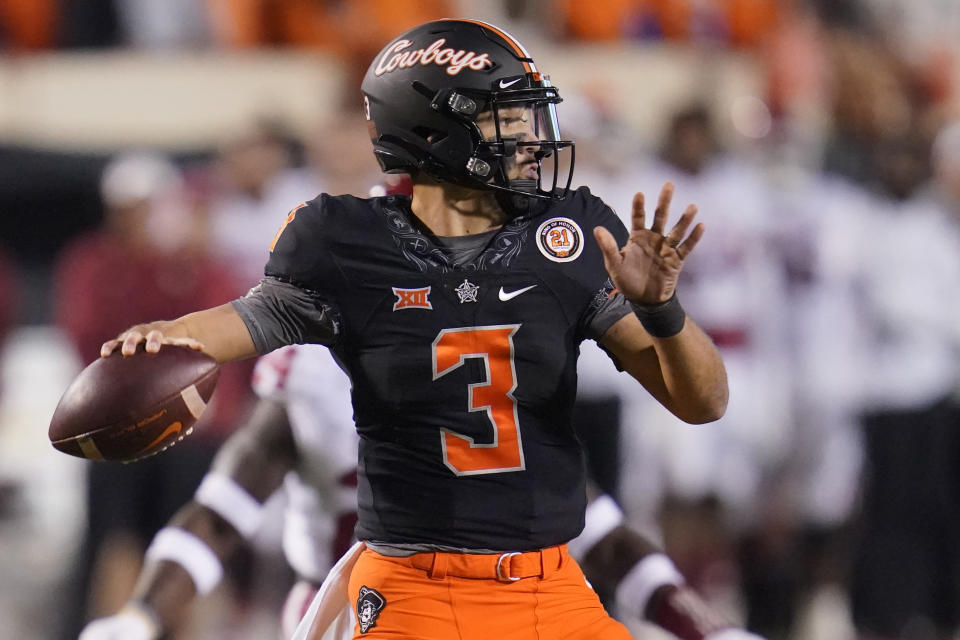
[432,325,525,476]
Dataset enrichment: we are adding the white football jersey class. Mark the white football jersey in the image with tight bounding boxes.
[252,344,359,583]
[577,154,795,527]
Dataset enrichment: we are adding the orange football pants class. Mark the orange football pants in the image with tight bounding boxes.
[346,544,634,639]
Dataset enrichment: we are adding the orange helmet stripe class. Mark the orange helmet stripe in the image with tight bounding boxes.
[449,18,537,74]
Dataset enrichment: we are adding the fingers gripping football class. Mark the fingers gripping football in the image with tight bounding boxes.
[101,324,204,358]
[594,182,703,304]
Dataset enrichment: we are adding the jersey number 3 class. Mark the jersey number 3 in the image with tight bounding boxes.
[432,325,525,476]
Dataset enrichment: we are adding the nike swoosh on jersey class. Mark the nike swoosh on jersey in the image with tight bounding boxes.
[498,285,537,301]
[498,78,522,89]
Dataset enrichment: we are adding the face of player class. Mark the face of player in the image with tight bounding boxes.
[475,104,540,181]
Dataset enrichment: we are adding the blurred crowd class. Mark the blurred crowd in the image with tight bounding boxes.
[2,1,960,640]
[1,0,779,52]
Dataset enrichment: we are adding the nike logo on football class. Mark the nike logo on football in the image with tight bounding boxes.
[498,78,522,89]
[498,285,537,301]
[140,421,182,454]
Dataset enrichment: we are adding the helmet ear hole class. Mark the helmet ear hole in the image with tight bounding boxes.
[411,126,448,145]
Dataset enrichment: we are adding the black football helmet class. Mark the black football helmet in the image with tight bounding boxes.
[361,19,575,214]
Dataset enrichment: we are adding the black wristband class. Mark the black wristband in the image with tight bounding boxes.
[630,292,686,338]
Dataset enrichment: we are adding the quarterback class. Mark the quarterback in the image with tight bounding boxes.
[102,18,728,640]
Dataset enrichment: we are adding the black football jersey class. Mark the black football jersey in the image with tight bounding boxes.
[263,187,630,551]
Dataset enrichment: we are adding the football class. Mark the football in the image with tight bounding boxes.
[49,345,220,462]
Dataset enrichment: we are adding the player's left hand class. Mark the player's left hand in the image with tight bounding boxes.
[704,628,768,640]
[594,182,703,304]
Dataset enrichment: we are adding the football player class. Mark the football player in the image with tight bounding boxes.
[78,344,357,640]
[101,18,728,640]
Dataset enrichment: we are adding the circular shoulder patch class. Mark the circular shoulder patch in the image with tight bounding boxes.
[536,217,585,263]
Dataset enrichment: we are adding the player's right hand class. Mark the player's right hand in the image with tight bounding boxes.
[78,605,161,640]
[101,325,204,357]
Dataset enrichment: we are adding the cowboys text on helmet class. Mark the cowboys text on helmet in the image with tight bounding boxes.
[374,38,494,77]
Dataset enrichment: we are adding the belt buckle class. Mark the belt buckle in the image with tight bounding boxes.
[496,552,522,582]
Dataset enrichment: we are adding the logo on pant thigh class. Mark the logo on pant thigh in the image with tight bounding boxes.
[357,586,387,633]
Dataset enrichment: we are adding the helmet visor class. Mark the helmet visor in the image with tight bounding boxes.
[475,100,573,196]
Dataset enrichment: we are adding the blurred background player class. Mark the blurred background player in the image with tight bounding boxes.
[844,120,960,640]
[78,344,358,640]
[575,101,794,637]
[51,151,256,639]
[0,244,20,515]
[199,118,325,286]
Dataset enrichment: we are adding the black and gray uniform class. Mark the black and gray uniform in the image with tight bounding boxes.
[232,187,631,552]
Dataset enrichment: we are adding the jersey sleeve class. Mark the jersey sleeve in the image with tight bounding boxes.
[229,195,347,354]
[231,278,340,354]
[584,290,632,340]
[264,194,337,290]
[574,189,632,340]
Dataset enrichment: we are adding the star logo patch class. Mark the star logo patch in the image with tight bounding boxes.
[454,279,480,303]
